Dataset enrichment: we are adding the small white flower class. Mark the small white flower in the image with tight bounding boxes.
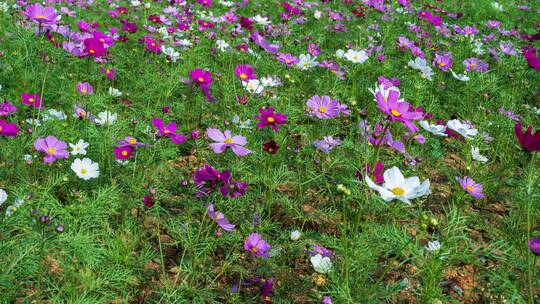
[471,146,488,163]
[368,83,402,102]
[0,189,7,206]
[162,46,180,62]
[472,40,485,55]
[310,254,333,273]
[313,10,322,19]
[425,240,441,252]
[130,0,140,6]
[344,49,368,64]
[144,2,151,9]
[335,49,345,58]
[43,109,67,121]
[0,2,9,13]
[450,70,470,81]
[290,230,301,241]
[219,0,234,7]
[365,166,431,205]
[6,198,24,217]
[297,54,318,71]
[420,120,447,137]
[491,2,504,11]
[96,111,118,126]
[408,57,434,80]
[260,76,281,87]
[232,115,252,129]
[253,15,270,26]
[243,79,264,94]
[108,87,122,97]
[26,118,42,126]
[447,119,478,139]
[216,40,231,52]
[71,158,100,180]
[69,139,89,156]
[177,39,193,48]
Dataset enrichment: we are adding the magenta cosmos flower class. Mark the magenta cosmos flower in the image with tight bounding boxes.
[193,164,247,198]
[254,107,287,131]
[235,64,256,82]
[0,101,17,116]
[244,233,271,257]
[306,96,342,119]
[0,120,18,137]
[190,68,213,86]
[515,123,540,152]
[207,128,252,156]
[22,3,59,25]
[206,203,235,232]
[34,136,69,163]
[529,237,540,255]
[114,145,134,160]
[376,89,422,133]
[21,93,42,108]
[151,118,187,144]
[83,38,106,58]
[457,176,484,199]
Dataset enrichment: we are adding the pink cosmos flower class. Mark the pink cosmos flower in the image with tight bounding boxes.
[254,107,287,131]
[151,118,187,144]
[190,68,213,86]
[207,128,252,156]
[100,67,116,80]
[206,204,235,232]
[34,136,69,163]
[244,233,271,257]
[22,3,59,25]
[0,101,17,116]
[114,145,133,160]
[277,53,299,67]
[306,96,341,119]
[77,82,94,96]
[21,93,42,109]
[0,120,18,137]
[457,176,484,199]
[376,89,422,133]
[235,64,256,82]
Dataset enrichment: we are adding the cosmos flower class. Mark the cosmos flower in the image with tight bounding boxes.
[471,146,488,162]
[20,93,42,108]
[34,136,69,163]
[69,139,89,155]
[0,101,17,116]
[242,79,264,94]
[425,240,441,252]
[365,166,431,205]
[306,96,342,119]
[343,49,368,63]
[22,3,59,25]
[244,233,271,257]
[71,158,100,180]
[235,64,256,82]
[190,68,213,86]
[151,118,187,144]
[420,120,447,136]
[314,136,341,152]
[77,82,94,96]
[254,107,287,131]
[207,128,252,156]
[83,38,106,58]
[432,53,453,71]
[0,120,18,137]
[356,161,384,184]
[310,254,333,274]
[529,237,540,255]
[95,111,117,125]
[277,53,299,66]
[515,123,540,152]
[100,67,116,80]
[376,89,423,133]
[263,139,280,154]
[446,119,478,139]
[206,203,235,232]
[0,189,7,206]
[408,57,434,80]
[114,145,134,160]
[463,57,489,72]
[457,176,484,199]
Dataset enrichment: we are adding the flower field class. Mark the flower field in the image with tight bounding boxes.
[1,0,540,303]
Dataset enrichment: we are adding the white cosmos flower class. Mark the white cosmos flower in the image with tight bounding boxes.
[162,46,180,62]
[108,87,122,97]
[450,70,470,81]
[471,146,488,163]
[368,83,403,102]
[260,76,281,87]
[297,54,318,70]
[335,49,345,58]
[425,240,441,252]
[310,254,333,273]
[313,10,322,19]
[243,79,264,94]
[43,109,67,121]
[420,120,447,136]
[408,57,434,80]
[253,15,270,26]
[344,49,368,64]
[71,158,99,180]
[447,119,478,139]
[365,166,431,205]
[290,230,301,241]
[96,111,117,126]
[0,189,7,206]
[216,40,231,52]
[69,139,89,156]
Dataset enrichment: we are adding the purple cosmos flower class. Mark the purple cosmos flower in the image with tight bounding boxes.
[34,136,69,163]
[117,136,148,147]
[261,278,274,304]
[21,93,42,109]
[529,237,540,255]
[244,233,271,257]
[0,101,17,116]
[306,96,340,119]
[308,244,333,257]
[77,82,94,96]
[457,176,484,199]
[151,118,187,144]
[463,57,489,72]
[433,53,453,71]
[206,203,235,232]
[194,164,247,198]
[314,136,342,152]
[254,107,288,131]
[376,89,422,133]
[235,64,256,82]
[217,170,248,198]
[276,53,299,67]
[100,67,116,80]
[0,120,18,137]
[207,128,252,156]
[22,3,59,25]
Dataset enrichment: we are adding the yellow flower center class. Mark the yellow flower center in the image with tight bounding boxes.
[37,15,45,19]
[224,138,233,144]
[47,147,56,155]
[240,73,248,79]
[391,187,405,195]
[0,126,3,132]
[81,169,88,174]
[89,49,95,54]
[129,138,137,145]
[106,69,110,74]
[100,38,105,43]
[121,150,128,156]
[197,77,204,83]
[28,98,34,103]
[164,130,171,134]
[439,62,446,67]
[465,185,473,192]
[470,63,475,68]
[267,116,275,123]
[318,106,327,113]
[81,89,87,94]
[151,42,156,47]
[251,247,258,253]
[285,59,291,63]
[390,109,401,117]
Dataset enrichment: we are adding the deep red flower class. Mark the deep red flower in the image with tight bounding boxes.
[262,140,280,154]
[515,123,540,152]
